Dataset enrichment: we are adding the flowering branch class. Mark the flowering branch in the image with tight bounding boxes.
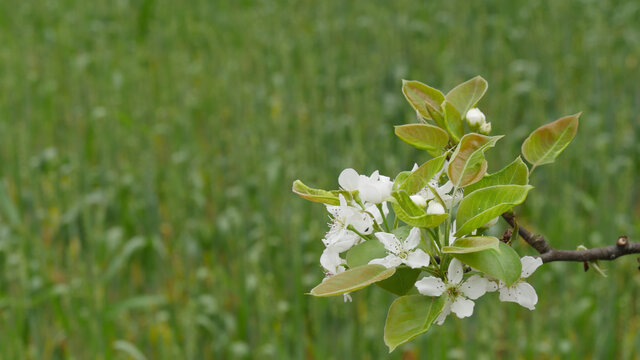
[502,212,640,263]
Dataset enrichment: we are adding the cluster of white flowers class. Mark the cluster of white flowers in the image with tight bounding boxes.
[414,256,542,324]
[465,108,492,135]
[316,165,542,314]
[320,169,392,274]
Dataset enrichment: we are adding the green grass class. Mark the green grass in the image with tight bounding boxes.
[0,0,639,358]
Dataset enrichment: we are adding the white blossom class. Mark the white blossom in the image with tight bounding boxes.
[465,108,486,127]
[338,168,393,204]
[498,256,543,310]
[369,228,430,269]
[415,259,497,324]
[323,194,374,253]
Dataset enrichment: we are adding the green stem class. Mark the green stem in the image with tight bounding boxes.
[377,203,390,232]
[347,225,371,241]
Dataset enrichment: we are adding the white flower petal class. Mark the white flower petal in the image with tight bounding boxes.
[410,194,427,208]
[498,283,517,303]
[369,254,402,268]
[403,227,421,250]
[447,258,464,284]
[404,249,430,269]
[324,229,359,252]
[451,297,475,318]
[438,181,454,195]
[338,168,360,191]
[520,256,543,278]
[459,275,490,300]
[435,299,452,325]
[486,280,498,292]
[514,281,538,310]
[359,183,382,204]
[375,232,401,254]
[415,276,446,296]
[348,211,374,234]
[320,248,344,274]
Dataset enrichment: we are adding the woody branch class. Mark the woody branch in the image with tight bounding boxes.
[501,212,640,264]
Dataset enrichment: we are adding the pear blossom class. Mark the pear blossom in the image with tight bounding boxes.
[465,108,486,127]
[415,259,497,325]
[369,227,430,269]
[338,168,393,204]
[498,256,543,310]
[323,194,374,253]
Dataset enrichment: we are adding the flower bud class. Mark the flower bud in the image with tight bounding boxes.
[426,201,445,215]
[465,108,485,127]
[410,194,427,208]
[479,122,492,135]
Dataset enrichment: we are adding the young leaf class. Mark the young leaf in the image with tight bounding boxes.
[309,264,396,297]
[346,240,387,268]
[401,80,446,129]
[442,236,499,254]
[376,267,422,296]
[445,76,488,116]
[521,113,580,171]
[443,101,464,143]
[391,190,448,228]
[465,157,529,194]
[447,134,502,188]
[394,124,449,157]
[292,180,351,205]
[455,185,533,237]
[400,154,446,194]
[392,171,411,191]
[384,295,446,352]
[450,242,522,285]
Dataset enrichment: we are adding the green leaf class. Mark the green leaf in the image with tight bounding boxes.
[442,236,499,254]
[455,185,533,237]
[447,134,502,188]
[443,101,464,143]
[392,171,411,191]
[291,180,352,205]
[445,76,488,116]
[384,295,446,352]
[465,157,529,194]
[401,80,446,129]
[391,190,448,228]
[400,154,446,194]
[309,264,396,297]
[521,113,580,171]
[450,242,522,285]
[346,240,387,268]
[376,267,422,296]
[394,124,449,156]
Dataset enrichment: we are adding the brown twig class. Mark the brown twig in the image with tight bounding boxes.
[501,213,640,264]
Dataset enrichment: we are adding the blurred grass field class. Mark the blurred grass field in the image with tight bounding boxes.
[0,0,640,358]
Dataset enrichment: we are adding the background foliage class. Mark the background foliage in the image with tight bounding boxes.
[0,0,639,358]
